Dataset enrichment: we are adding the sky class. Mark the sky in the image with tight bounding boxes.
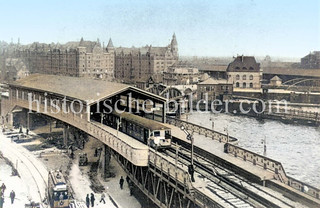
[0,0,319,58]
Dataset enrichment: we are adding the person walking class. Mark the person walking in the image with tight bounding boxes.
[99,192,106,204]
[90,193,95,207]
[126,175,130,185]
[10,190,15,204]
[0,184,6,196]
[129,182,133,196]
[119,176,124,189]
[86,194,90,208]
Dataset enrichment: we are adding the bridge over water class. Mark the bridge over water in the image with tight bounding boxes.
[1,74,320,208]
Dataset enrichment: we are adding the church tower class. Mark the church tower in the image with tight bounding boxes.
[171,33,178,58]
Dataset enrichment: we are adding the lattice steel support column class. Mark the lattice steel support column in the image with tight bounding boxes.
[102,144,111,179]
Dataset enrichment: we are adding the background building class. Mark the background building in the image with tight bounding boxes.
[15,38,115,79]
[114,34,178,82]
[227,56,262,89]
[301,51,320,69]
[163,62,199,85]
[197,78,233,102]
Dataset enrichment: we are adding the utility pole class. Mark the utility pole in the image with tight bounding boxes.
[180,125,195,182]
[262,136,267,156]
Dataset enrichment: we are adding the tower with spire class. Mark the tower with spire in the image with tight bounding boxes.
[106,38,114,52]
[171,33,178,58]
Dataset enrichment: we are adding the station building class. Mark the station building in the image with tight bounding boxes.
[227,56,262,89]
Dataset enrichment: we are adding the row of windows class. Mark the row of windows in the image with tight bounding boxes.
[236,74,253,80]
[200,86,230,91]
[236,82,253,88]
[235,67,255,70]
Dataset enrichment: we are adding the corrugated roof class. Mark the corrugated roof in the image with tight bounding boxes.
[10,74,166,105]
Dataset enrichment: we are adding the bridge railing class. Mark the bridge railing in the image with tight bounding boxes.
[226,143,320,200]
[12,97,149,166]
[166,116,238,143]
[269,107,320,121]
[148,149,191,187]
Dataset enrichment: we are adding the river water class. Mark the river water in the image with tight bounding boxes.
[186,112,320,188]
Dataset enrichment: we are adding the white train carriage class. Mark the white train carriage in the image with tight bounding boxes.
[104,111,172,149]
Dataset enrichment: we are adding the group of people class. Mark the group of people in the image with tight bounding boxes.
[85,192,106,208]
[84,175,134,207]
[0,183,16,208]
[119,176,134,196]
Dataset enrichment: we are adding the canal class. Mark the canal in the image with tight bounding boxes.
[186,112,320,188]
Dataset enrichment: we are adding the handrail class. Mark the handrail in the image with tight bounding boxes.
[166,116,238,143]
[226,143,320,199]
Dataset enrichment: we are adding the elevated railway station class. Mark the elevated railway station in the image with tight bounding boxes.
[1,74,320,208]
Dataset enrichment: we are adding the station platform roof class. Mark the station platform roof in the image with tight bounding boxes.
[9,74,167,105]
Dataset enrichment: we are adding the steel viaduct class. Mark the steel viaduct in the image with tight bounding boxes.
[1,74,320,208]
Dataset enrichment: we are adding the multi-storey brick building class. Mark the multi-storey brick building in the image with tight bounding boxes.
[197,78,233,102]
[16,38,115,79]
[114,34,178,82]
[163,63,200,85]
[227,56,262,89]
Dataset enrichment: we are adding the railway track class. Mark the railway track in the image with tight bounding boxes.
[3,135,48,205]
[165,147,257,208]
[165,143,296,208]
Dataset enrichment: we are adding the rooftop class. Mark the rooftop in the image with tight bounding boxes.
[198,78,232,85]
[227,56,260,72]
[263,67,320,77]
[9,74,166,105]
[270,75,282,81]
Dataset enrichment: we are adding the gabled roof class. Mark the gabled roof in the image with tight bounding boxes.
[9,74,166,105]
[270,75,282,81]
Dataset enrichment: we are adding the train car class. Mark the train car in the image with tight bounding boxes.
[47,170,70,208]
[104,111,172,149]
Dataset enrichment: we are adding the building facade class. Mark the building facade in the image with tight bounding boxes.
[163,63,199,85]
[227,56,262,89]
[16,38,115,79]
[114,34,178,82]
[197,78,233,102]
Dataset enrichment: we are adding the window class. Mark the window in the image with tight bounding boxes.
[243,75,246,80]
[221,86,224,90]
[250,83,253,88]
[236,74,240,80]
[243,82,247,88]
[154,131,160,137]
[249,75,253,80]
[236,82,240,87]
[249,67,254,70]
[242,67,247,70]
[235,67,240,70]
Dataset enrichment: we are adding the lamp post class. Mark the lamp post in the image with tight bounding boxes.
[180,125,195,182]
